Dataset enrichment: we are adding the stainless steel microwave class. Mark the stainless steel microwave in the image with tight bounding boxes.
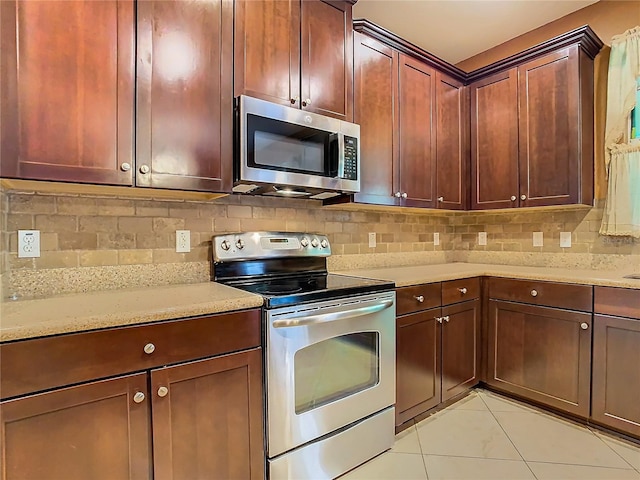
[233,95,360,199]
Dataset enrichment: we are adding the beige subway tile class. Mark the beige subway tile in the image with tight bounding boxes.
[215,217,241,232]
[227,205,252,218]
[342,244,360,254]
[7,214,34,230]
[153,249,186,264]
[35,214,77,232]
[153,217,185,233]
[79,250,118,267]
[589,220,602,232]
[330,233,352,244]
[275,207,297,219]
[98,233,136,249]
[381,233,395,243]
[7,254,35,270]
[502,224,522,233]
[350,212,369,223]
[78,216,118,233]
[56,196,98,215]
[240,218,285,231]
[136,233,171,249]
[40,232,58,251]
[185,217,213,233]
[467,224,486,233]
[185,247,209,262]
[9,194,56,214]
[374,244,388,253]
[136,201,169,217]
[118,249,153,265]
[34,251,79,269]
[118,217,153,233]
[97,198,135,216]
[502,242,522,252]
[324,222,343,233]
[198,204,227,218]
[400,243,414,252]
[58,232,98,250]
[252,207,276,219]
[169,204,200,218]
[387,242,402,253]
[8,233,17,252]
[331,244,344,255]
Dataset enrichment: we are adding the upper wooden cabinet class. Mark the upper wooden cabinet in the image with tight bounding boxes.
[136,0,233,192]
[0,0,135,185]
[469,27,602,209]
[234,0,353,122]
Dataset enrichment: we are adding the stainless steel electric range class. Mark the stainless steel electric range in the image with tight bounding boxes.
[213,232,396,480]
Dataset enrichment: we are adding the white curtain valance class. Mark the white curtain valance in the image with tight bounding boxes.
[600,143,640,237]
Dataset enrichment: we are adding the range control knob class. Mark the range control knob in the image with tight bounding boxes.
[236,239,245,250]
[220,240,231,251]
[311,238,319,248]
[320,239,328,248]
[300,238,309,247]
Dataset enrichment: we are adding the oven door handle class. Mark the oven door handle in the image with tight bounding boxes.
[271,299,394,328]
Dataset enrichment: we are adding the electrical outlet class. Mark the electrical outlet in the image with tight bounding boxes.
[368,232,376,248]
[533,231,544,247]
[434,232,440,246]
[560,232,572,248]
[176,230,191,253]
[18,230,40,258]
[478,232,487,246]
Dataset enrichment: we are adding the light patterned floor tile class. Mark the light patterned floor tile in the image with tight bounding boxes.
[424,455,535,479]
[416,409,521,460]
[340,451,428,480]
[478,390,540,413]
[528,461,640,479]
[593,430,640,471]
[391,425,422,454]
[494,411,631,468]
[449,392,489,411]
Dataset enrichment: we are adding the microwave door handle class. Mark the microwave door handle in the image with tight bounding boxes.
[337,132,345,178]
[272,300,394,328]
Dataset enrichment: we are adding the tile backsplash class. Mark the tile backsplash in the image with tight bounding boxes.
[1,186,638,298]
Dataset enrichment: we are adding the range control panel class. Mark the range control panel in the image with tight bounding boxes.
[213,231,331,262]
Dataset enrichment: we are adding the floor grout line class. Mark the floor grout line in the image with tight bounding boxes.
[413,423,431,479]
[524,459,640,470]
[587,425,640,472]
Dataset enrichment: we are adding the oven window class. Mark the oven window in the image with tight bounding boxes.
[294,332,379,414]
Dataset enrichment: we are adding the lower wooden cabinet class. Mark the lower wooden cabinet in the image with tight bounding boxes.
[487,300,592,417]
[0,348,264,480]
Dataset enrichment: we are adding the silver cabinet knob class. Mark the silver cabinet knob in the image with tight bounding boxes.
[157,386,169,397]
[290,97,299,105]
[511,195,517,201]
[235,239,245,250]
[530,289,538,297]
[302,98,312,106]
[311,238,319,247]
[394,192,401,198]
[143,343,155,354]
[320,239,328,248]
[436,317,443,324]
[401,192,408,199]
[133,392,145,404]
[120,162,131,172]
[458,287,468,295]
[521,194,527,201]
[444,315,450,322]
[415,295,424,303]
[220,240,231,251]
[580,322,589,330]
[437,196,444,202]
[300,237,309,247]
[139,164,150,174]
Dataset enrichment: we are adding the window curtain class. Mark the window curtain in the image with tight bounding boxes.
[600,26,640,237]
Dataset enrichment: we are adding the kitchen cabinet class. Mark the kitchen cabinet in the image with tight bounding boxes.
[0,309,264,480]
[234,0,353,122]
[136,0,233,192]
[0,0,135,185]
[395,279,480,427]
[592,287,640,438]
[487,278,593,417]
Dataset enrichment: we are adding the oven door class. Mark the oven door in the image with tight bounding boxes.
[266,291,396,457]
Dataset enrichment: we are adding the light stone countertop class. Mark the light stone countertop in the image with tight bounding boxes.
[335,262,640,289]
[0,282,263,342]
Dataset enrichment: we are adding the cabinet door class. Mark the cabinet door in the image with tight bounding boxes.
[0,0,134,185]
[487,300,591,417]
[518,47,580,207]
[301,0,353,121]
[470,69,518,210]
[396,307,441,426]
[353,33,399,206]
[234,0,300,108]
[151,348,264,480]
[441,299,480,401]
[398,54,436,208]
[436,73,468,210]
[0,373,150,480]
[136,0,233,192]
[592,314,640,437]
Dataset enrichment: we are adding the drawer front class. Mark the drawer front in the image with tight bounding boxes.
[489,277,592,311]
[594,286,640,319]
[0,309,261,399]
[442,277,480,305]
[396,283,441,315]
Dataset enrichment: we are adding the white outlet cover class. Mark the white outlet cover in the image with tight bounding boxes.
[18,230,41,258]
[176,230,191,253]
[533,231,544,247]
[368,232,376,248]
[434,232,440,246]
[560,232,572,248]
[478,232,487,246]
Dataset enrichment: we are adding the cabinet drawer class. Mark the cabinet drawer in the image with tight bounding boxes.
[0,309,261,399]
[442,277,480,305]
[396,283,441,315]
[489,277,592,311]
[594,287,640,319]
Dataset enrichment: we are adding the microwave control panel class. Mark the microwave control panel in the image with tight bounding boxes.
[342,136,358,180]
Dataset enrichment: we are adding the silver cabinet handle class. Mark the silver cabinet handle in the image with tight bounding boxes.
[401,192,408,199]
[437,196,444,202]
[415,295,424,303]
[273,300,394,328]
[143,343,155,354]
[139,164,150,174]
[394,192,401,198]
[133,392,145,404]
[530,289,538,297]
[436,317,443,324]
[157,386,169,397]
[458,287,468,295]
[444,315,450,322]
[580,322,589,330]
[511,195,517,201]
[521,194,527,201]
[120,162,131,172]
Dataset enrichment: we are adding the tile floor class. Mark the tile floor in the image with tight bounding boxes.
[342,389,640,479]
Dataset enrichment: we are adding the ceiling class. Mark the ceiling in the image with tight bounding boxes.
[352,0,599,65]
